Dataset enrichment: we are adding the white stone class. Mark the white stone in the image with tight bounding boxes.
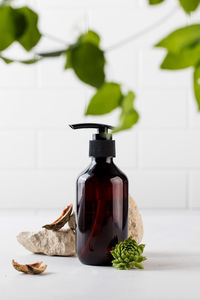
[17,228,76,256]
[128,196,143,244]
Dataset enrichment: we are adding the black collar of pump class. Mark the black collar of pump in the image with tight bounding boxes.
[69,123,116,158]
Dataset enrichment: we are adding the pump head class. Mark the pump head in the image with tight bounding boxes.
[69,123,116,158]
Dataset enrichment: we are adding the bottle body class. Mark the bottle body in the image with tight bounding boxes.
[76,158,128,266]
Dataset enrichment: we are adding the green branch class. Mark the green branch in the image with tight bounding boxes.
[1,0,200,133]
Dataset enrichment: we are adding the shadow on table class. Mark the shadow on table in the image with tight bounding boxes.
[144,251,200,271]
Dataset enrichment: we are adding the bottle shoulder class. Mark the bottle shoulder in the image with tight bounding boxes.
[111,162,128,181]
[77,161,128,183]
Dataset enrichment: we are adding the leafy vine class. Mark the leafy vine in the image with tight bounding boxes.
[0,0,199,132]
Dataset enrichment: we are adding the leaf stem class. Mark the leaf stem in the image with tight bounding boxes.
[37,49,66,57]
[36,42,80,57]
[106,5,179,52]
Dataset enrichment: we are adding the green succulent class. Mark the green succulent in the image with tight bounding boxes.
[110,237,146,270]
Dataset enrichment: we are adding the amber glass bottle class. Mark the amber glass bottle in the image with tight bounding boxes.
[70,123,128,266]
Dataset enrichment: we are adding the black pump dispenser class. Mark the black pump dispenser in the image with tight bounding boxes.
[69,123,116,158]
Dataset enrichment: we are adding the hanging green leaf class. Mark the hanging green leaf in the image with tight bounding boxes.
[113,109,139,133]
[120,91,136,112]
[156,24,200,53]
[17,6,41,51]
[113,91,139,133]
[85,82,122,115]
[0,6,26,51]
[160,43,200,70]
[69,42,105,88]
[193,63,200,110]
[149,0,164,4]
[65,50,73,69]
[179,0,200,13]
[12,9,27,39]
[78,30,100,46]
[0,55,13,64]
[0,54,41,64]
[20,57,41,64]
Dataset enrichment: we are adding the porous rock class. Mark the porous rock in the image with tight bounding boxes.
[128,196,143,244]
[17,228,76,256]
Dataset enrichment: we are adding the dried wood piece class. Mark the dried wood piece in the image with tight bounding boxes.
[42,203,73,231]
[12,260,47,275]
[68,212,76,231]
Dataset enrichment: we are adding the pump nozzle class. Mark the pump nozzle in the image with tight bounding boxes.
[69,123,113,134]
[69,123,116,158]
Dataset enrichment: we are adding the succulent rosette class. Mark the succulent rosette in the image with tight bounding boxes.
[111,237,146,270]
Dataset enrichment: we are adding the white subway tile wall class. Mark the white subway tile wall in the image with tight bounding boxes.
[0,0,200,209]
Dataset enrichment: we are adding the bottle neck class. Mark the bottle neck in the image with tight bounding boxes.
[91,157,113,164]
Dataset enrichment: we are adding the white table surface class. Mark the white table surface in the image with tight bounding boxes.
[1,209,200,300]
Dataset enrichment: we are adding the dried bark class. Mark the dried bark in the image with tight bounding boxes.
[12,260,47,274]
[43,204,73,231]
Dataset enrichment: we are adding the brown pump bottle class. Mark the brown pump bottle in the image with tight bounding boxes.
[70,123,128,266]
